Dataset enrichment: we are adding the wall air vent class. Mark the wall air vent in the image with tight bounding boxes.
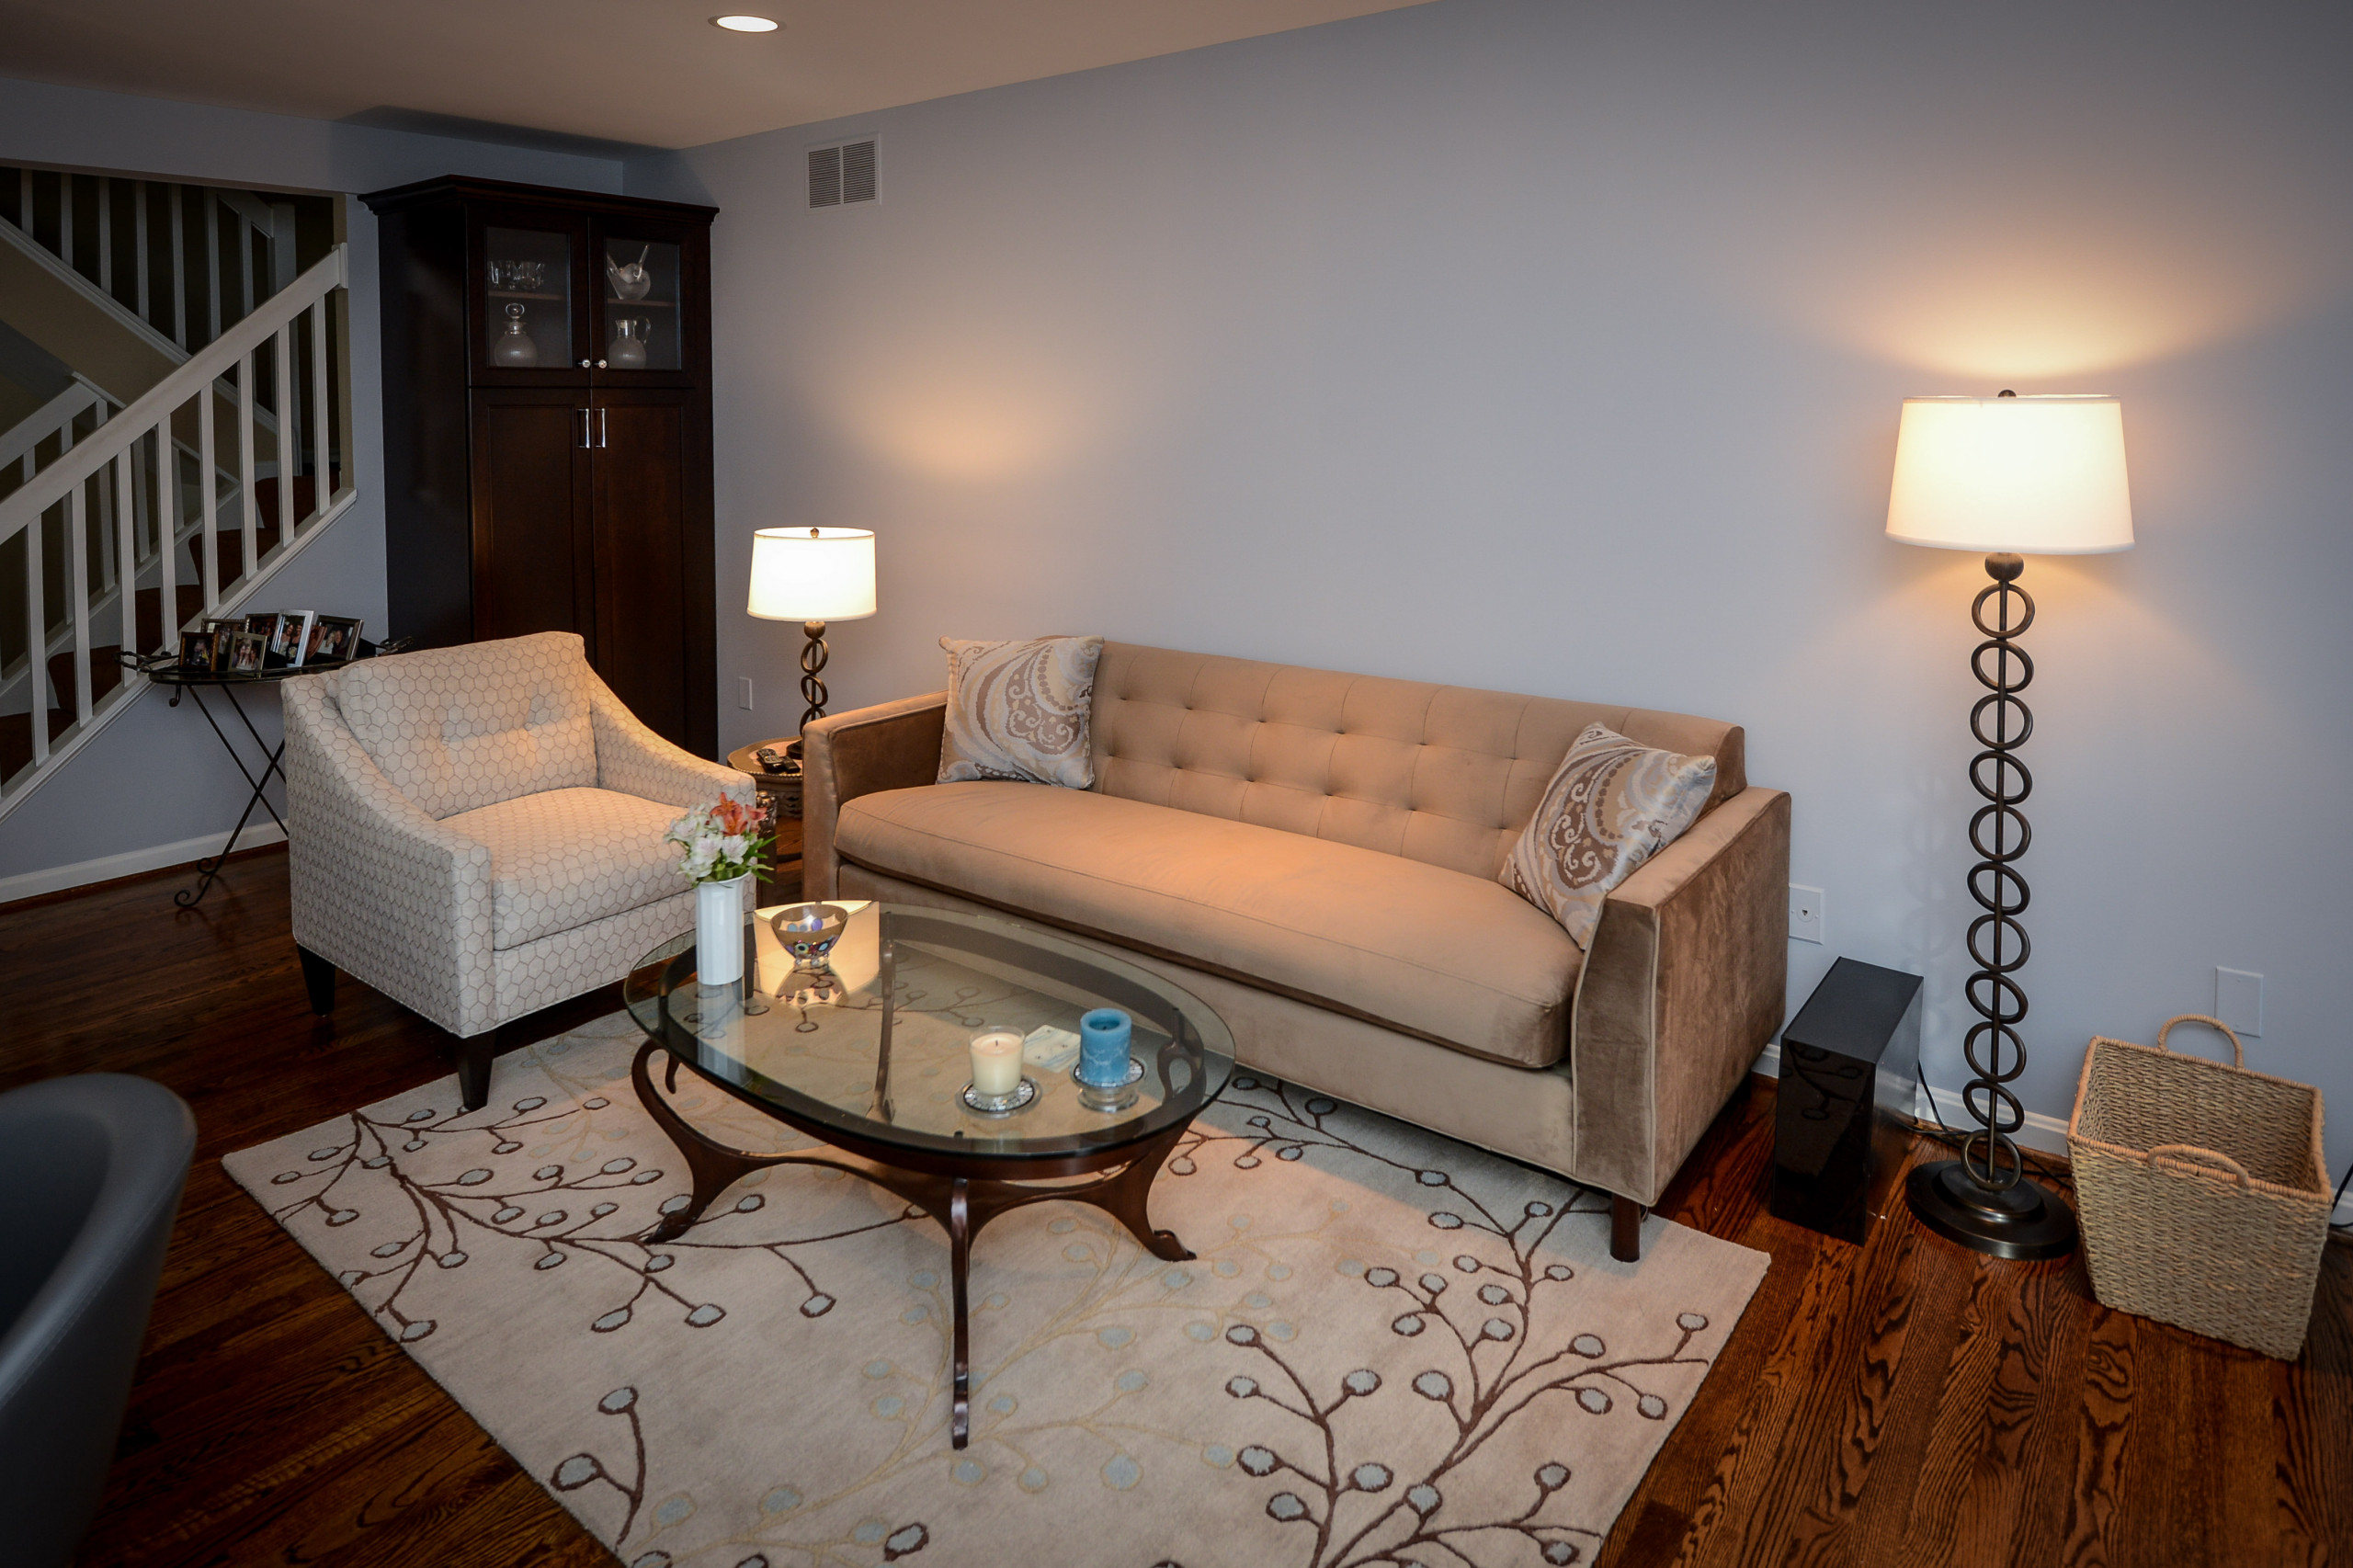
[808,140,878,209]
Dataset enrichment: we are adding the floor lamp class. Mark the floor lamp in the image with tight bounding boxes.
[746,527,878,753]
[1885,392,2133,1260]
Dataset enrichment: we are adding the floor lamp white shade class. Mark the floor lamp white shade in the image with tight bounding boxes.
[1886,394,2134,555]
[747,528,878,621]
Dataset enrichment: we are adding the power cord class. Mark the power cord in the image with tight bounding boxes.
[2330,1159,2352,1242]
[1910,1060,2075,1191]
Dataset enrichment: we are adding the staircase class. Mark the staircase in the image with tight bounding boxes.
[0,215,355,818]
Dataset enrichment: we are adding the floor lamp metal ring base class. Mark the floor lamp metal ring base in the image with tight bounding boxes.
[1905,1159,2076,1260]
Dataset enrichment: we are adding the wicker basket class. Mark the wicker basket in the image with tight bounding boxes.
[2067,1015,2329,1359]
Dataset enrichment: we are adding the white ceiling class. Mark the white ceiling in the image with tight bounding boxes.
[0,0,1438,153]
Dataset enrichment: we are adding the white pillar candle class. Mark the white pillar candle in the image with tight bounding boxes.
[969,1030,1025,1097]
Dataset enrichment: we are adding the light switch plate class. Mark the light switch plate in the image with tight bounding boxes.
[2215,967,2263,1037]
[738,676,756,710]
[1788,884,1824,944]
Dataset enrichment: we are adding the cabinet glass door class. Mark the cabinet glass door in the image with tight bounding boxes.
[483,226,574,369]
[598,235,682,372]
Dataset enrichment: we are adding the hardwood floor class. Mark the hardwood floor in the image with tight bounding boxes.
[2,845,2345,1566]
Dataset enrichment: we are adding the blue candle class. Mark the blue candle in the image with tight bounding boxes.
[1078,1009,1132,1085]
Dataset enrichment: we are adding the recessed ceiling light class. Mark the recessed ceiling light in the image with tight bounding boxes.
[711,14,779,30]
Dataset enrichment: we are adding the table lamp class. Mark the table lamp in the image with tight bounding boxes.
[747,527,878,744]
[1885,391,2132,1259]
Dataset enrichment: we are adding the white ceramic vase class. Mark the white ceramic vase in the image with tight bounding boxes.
[696,873,748,985]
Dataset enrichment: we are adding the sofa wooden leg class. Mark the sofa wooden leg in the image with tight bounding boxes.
[458,1033,497,1112]
[1610,1194,1644,1262]
[297,946,336,1015]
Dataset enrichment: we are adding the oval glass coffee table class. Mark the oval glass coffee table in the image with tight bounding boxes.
[622,901,1234,1447]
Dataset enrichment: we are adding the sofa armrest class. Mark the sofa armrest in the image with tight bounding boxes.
[282,672,500,1038]
[588,679,753,812]
[801,692,949,899]
[1571,786,1791,1206]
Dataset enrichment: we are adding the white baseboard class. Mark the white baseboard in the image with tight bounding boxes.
[1756,1041,2351,1229]
[0,823,285,905]
[1756,1037,2072,1156]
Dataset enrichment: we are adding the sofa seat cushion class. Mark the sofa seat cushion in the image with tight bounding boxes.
[445,787,689,950]
[836,781,1583,1069]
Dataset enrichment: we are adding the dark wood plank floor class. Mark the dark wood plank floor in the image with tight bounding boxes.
[2,846,2345,1567]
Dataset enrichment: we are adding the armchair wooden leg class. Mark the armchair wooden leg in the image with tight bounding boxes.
[1610,1194,1645,1262]
[297,946,336,1016]
[458,1032,497,1112]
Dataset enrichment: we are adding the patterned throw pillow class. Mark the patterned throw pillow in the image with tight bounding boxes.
[937,635,1106,789]
[1500,722,1718,949]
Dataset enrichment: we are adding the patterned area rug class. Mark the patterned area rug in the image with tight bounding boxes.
[226,1014,1767,1568]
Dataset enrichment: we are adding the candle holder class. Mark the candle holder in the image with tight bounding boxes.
[961,1077,1039,1116]
[1073,1056,1143,1112]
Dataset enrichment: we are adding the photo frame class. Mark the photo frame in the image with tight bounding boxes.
[178,631,217,671]
[204,619,243,672]
[227,631,267,674]
[308,615,364,665]
[269,611,315,668]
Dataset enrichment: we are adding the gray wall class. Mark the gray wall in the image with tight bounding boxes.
[0,77,624,885]
[628,0,2353,1171]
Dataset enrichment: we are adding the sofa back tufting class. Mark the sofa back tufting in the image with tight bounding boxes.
[1088,642,1745,882]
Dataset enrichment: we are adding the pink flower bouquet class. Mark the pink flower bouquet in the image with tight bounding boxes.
[665,794,776,884]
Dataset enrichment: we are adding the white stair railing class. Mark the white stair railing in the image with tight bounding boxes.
[0,244,350,820]
[0,376,114,491]
[4,169,295,358]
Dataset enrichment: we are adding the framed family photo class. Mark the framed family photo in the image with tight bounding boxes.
[307,615,363,665]
[268,611,314,667]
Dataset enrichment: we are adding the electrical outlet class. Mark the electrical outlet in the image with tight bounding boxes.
[737,677,755,710]
[2215,967,2263,1037]
[1788,884,1824,944]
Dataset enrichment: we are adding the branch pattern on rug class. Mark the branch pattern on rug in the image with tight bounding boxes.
[230,1025,1765,1568]
[256,1074,915,1343]
[1160,1075,1713,1568]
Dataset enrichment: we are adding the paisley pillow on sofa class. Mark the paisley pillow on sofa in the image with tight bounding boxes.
[937,635,1106,789]
[1500,722,1717,949]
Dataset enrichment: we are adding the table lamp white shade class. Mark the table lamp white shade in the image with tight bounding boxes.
[1885,394,2134,554]
[747,527,878,620]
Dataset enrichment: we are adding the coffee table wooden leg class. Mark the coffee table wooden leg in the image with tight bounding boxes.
[949,1176,972,1449]
[632,1040,788,1244]
[1076,1122,1195,1262]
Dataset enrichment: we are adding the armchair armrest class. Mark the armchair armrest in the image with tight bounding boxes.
[801,692,949,899]
[1571,786,1791,1206]
[588,679,752,811]
[282,672,500,1038]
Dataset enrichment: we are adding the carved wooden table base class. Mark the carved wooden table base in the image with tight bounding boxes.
[630,1040,1197,1448]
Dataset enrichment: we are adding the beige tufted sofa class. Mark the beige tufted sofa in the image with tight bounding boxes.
[283,632,752,1108]
[802,642,1790,1261]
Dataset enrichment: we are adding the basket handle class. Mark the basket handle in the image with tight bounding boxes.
[2147,1143,2253,1189]
[2154,1014,2245,1068]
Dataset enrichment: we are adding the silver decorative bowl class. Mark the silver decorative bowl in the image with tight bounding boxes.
[768,903,850,971]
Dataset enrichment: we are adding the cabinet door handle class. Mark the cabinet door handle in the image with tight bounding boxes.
[598,407,608,448]
[578,407,592,449]
[596,358,608,370]
[578,358,591,369]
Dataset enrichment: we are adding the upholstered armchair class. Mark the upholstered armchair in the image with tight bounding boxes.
[283,632,752,1108]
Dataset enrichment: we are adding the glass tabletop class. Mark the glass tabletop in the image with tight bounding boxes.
[623,902,1235,1165]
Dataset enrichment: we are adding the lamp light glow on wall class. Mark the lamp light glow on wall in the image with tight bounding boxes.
[1886,392,2132,1261]
[747,527,877,741]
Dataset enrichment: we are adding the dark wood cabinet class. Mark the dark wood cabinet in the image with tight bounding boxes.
[363,176,718,756]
